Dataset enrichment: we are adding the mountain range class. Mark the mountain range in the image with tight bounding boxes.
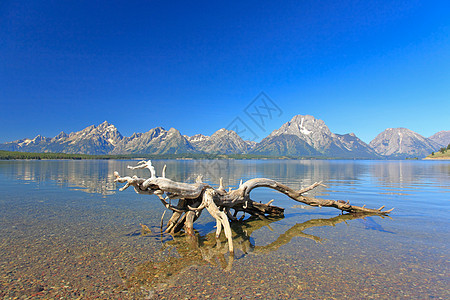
[1,116,448,159]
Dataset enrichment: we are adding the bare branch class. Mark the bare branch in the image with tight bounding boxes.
[162,164,167,178]
[113,160,393,255]
[127,160,156,178]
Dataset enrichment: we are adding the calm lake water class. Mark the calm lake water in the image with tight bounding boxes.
[0,159,449,299]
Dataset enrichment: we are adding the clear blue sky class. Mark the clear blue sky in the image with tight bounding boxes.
[1,0,449,143]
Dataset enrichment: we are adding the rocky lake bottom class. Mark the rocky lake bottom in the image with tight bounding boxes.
[0,159,448,299]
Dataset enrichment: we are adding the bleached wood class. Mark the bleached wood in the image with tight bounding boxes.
[114,160,393,254]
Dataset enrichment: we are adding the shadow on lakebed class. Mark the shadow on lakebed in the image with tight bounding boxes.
[121,212,393,295]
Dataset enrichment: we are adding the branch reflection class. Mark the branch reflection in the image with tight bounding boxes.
[122,212,391,294]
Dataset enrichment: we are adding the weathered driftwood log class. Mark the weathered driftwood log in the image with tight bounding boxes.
[114,160,393,254]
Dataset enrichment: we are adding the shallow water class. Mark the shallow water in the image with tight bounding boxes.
[0,159,448,299]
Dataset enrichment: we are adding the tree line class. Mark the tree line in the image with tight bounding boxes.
[0,150,304,160]
[431,144,450,156]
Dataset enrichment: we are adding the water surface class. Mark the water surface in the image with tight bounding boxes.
[0,159,448,298]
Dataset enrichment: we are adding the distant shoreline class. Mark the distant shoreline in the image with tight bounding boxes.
[0,150,445,161]
[424,150,450,160]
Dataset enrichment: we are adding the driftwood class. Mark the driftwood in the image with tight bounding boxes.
[114,160,393,254]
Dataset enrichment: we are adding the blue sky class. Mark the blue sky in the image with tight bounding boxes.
[1,0,449,143]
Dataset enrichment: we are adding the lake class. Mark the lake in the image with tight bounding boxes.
[0,159,448,299]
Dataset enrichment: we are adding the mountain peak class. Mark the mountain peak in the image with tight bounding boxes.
[56,131,67,137]
[97,121,118,130]
[258,114,376,158]
[30,135,50,144]
[52,131,68,142]
[168,127,180,134]
[211,128,235,137]
[369,128,440,158]
[428,130,450,147]
[187,128,251,154]
[272,114,330,138]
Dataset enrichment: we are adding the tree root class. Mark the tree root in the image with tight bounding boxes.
[114,160,393,254]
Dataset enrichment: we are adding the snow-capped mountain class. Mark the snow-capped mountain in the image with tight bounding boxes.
[369,128,441,158]
[251,115,378,158]
[0,121,123,155]
[0,117,446,158]
[186,134,209,148]
[186,128,254,154]
[111,127,196,154]
[0,135,52,152]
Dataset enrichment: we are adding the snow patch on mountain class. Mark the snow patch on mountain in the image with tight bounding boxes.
[300,117,312,135]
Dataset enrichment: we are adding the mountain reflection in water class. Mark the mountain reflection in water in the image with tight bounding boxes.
[2,159,448,197]
[0,159,448,299]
